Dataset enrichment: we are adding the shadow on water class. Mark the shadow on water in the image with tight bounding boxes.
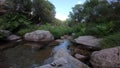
[1,40,71,68]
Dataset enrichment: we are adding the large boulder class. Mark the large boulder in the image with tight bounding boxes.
[90,46,120,68]
[74,36,102,50]
[37,48,89,68]
[24,30,54,42]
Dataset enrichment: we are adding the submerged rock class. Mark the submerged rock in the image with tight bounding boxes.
[90,46,120,68]
[24,42,44,50]
[37,48,90,68]
[24,30,54,42]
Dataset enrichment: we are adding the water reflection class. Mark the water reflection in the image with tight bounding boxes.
[3,42,52,68]
[2,40,71,68]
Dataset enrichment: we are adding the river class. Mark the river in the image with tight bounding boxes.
[0,40,71,68]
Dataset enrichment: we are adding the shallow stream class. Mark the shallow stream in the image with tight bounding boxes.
[1,40,70,68]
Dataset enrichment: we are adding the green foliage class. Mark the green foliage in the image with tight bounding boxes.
[112,21,120,32]
[50,25,72,38]
[0,13,32,32]
[38,24,73,38]
[88,22,114,37]
[17,25,39,36]
[17,28,32,36]
[71,23,88,38]
[68,21,117,38]
[100,32,120,49]
[6,0,32,12]
[68,0,120,40]
[32,0,55,23]
[0,32,6,39]
[69,0,120,23]
[6,0,56,23]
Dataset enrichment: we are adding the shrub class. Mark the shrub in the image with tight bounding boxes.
[88,22,114,37]
[38,24,73,38]
[17,25,39,36]
[0,13,32,33]
[50,25,72,38]
[71,23,88,38]
[0,32,6,40]
[100,32,120,49]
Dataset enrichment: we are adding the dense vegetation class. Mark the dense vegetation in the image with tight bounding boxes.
[68,0,120,48]
[0,0,120,48]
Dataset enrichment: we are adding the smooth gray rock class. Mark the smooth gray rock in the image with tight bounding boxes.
[24,30,54,42]
[74,36,102,49]
[90,46,120,68]
[37,48,90,68]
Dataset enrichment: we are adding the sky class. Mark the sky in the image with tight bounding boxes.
[49,0,86,20]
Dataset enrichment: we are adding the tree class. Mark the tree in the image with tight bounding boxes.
[69,0,119,23]
[6,0,32,13]
[5,0,56,24]
[32,0,55,23]
[69,4,83,23]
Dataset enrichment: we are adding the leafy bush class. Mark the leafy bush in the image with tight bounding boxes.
[0,32,6,40]
[17,25,39,36]
[50,25,72,38]
[88,22,114,37]
[17,29,32,36]
[100,32,120,49]
[69,23,89,38]
[0,13,32,33]
[38,24,73,38]
[112,21,120,32]
[38,24,51,31]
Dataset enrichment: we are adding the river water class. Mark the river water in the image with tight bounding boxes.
[1,40,70,68]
